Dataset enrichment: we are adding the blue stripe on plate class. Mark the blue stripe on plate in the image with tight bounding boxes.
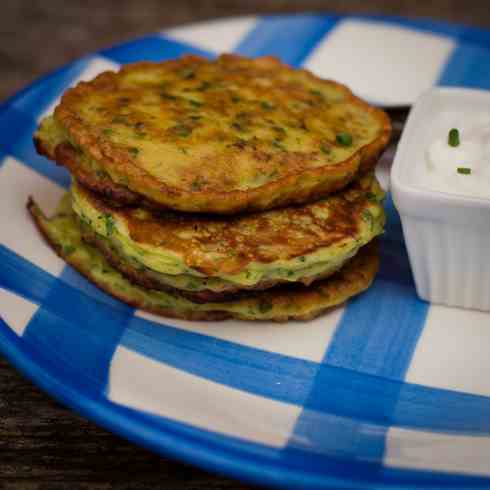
[438,41,490,90]
[2,318,490,490]
[9,57,91,119]
[0,245,132,394]
[234,15,339,67]
[101,35,213,64]
[118,311,490,434]
[285,194,429,461]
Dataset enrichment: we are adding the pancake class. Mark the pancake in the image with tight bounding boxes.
[34,54,391,214]
[69,173,385,300]
[27,195,379,321]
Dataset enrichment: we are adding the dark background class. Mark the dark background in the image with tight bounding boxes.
[1,1,489,489]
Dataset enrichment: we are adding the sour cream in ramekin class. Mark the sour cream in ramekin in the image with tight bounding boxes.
[424,123,490,199]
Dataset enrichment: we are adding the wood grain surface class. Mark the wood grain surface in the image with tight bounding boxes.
[1,1,489,489]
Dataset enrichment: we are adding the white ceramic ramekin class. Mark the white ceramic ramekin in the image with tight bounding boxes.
[391,87,490,311]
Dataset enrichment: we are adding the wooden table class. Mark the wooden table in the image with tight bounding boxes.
[1,1,489,488]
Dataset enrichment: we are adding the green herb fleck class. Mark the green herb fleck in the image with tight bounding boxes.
[189,114,201,120]
[258,301,273,314]
[105,214,115,236]
[190,177,206,191]
[102,128,113,137]
[320,143,331,154]
[361,210,374,230]
[261,101,274,111]
[310,89,324,98]
[231,94,241,103]
[366,192,379,203]
[180,147,189,155]
[299,256,306,263]
[457,166,471,175]
[161,93,177,101]
[111,115,128,124]
[273,126,286,136]
[336,132,353,146]
[272,140,286,151]
[197,81,211,91]
[448,128,460,147]
[189,99,202,108]
[171,124,192,137]
[186,279,200,290]
[63,245,76,256]
[129,147,139,156]
[179,68,195,80]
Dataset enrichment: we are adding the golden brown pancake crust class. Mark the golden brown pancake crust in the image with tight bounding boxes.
[27,196,379,322]
[41,54,390,214]
[74,172,384,277]
[79,223,351,302]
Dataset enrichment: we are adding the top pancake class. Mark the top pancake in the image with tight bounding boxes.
[36,54,391,214]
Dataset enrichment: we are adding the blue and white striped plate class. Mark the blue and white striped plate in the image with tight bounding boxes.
[1,14,490,489]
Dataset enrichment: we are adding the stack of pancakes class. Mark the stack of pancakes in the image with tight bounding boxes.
[29,54,391,321]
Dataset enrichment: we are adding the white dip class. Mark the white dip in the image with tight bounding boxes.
[425,124,490,198]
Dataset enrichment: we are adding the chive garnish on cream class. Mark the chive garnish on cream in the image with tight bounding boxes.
[448,128,460,147]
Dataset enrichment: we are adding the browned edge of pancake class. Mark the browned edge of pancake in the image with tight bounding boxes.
[40,54,391,214]
[27,196,380,321]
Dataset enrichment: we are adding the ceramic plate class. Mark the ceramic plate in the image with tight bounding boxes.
[1,14,490,489]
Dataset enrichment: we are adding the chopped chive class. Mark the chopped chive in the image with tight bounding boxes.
[190,177,206,191]
[336,132,353,146]
[273,126,286,135]
[189,114,201,120]
[171,124,192,137]
[272,140,286,151]
[310,89,323,97]
[261,101,274,111]
[448,128,460,147]
[179,68,195,80]
[105,214,115,236]
[189,99,202,108]
[361,210,373,229]
[161,93,177,101]
[258,301,273,314]
[366,191,379,203]
[196,81,211,91]
[102,128,113,136]
[231,94,241,103]
[457,167,471,175]
[129,147,139,156]
[111,115,128,124]
[63,245,76,256]
[320,143,331,154]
